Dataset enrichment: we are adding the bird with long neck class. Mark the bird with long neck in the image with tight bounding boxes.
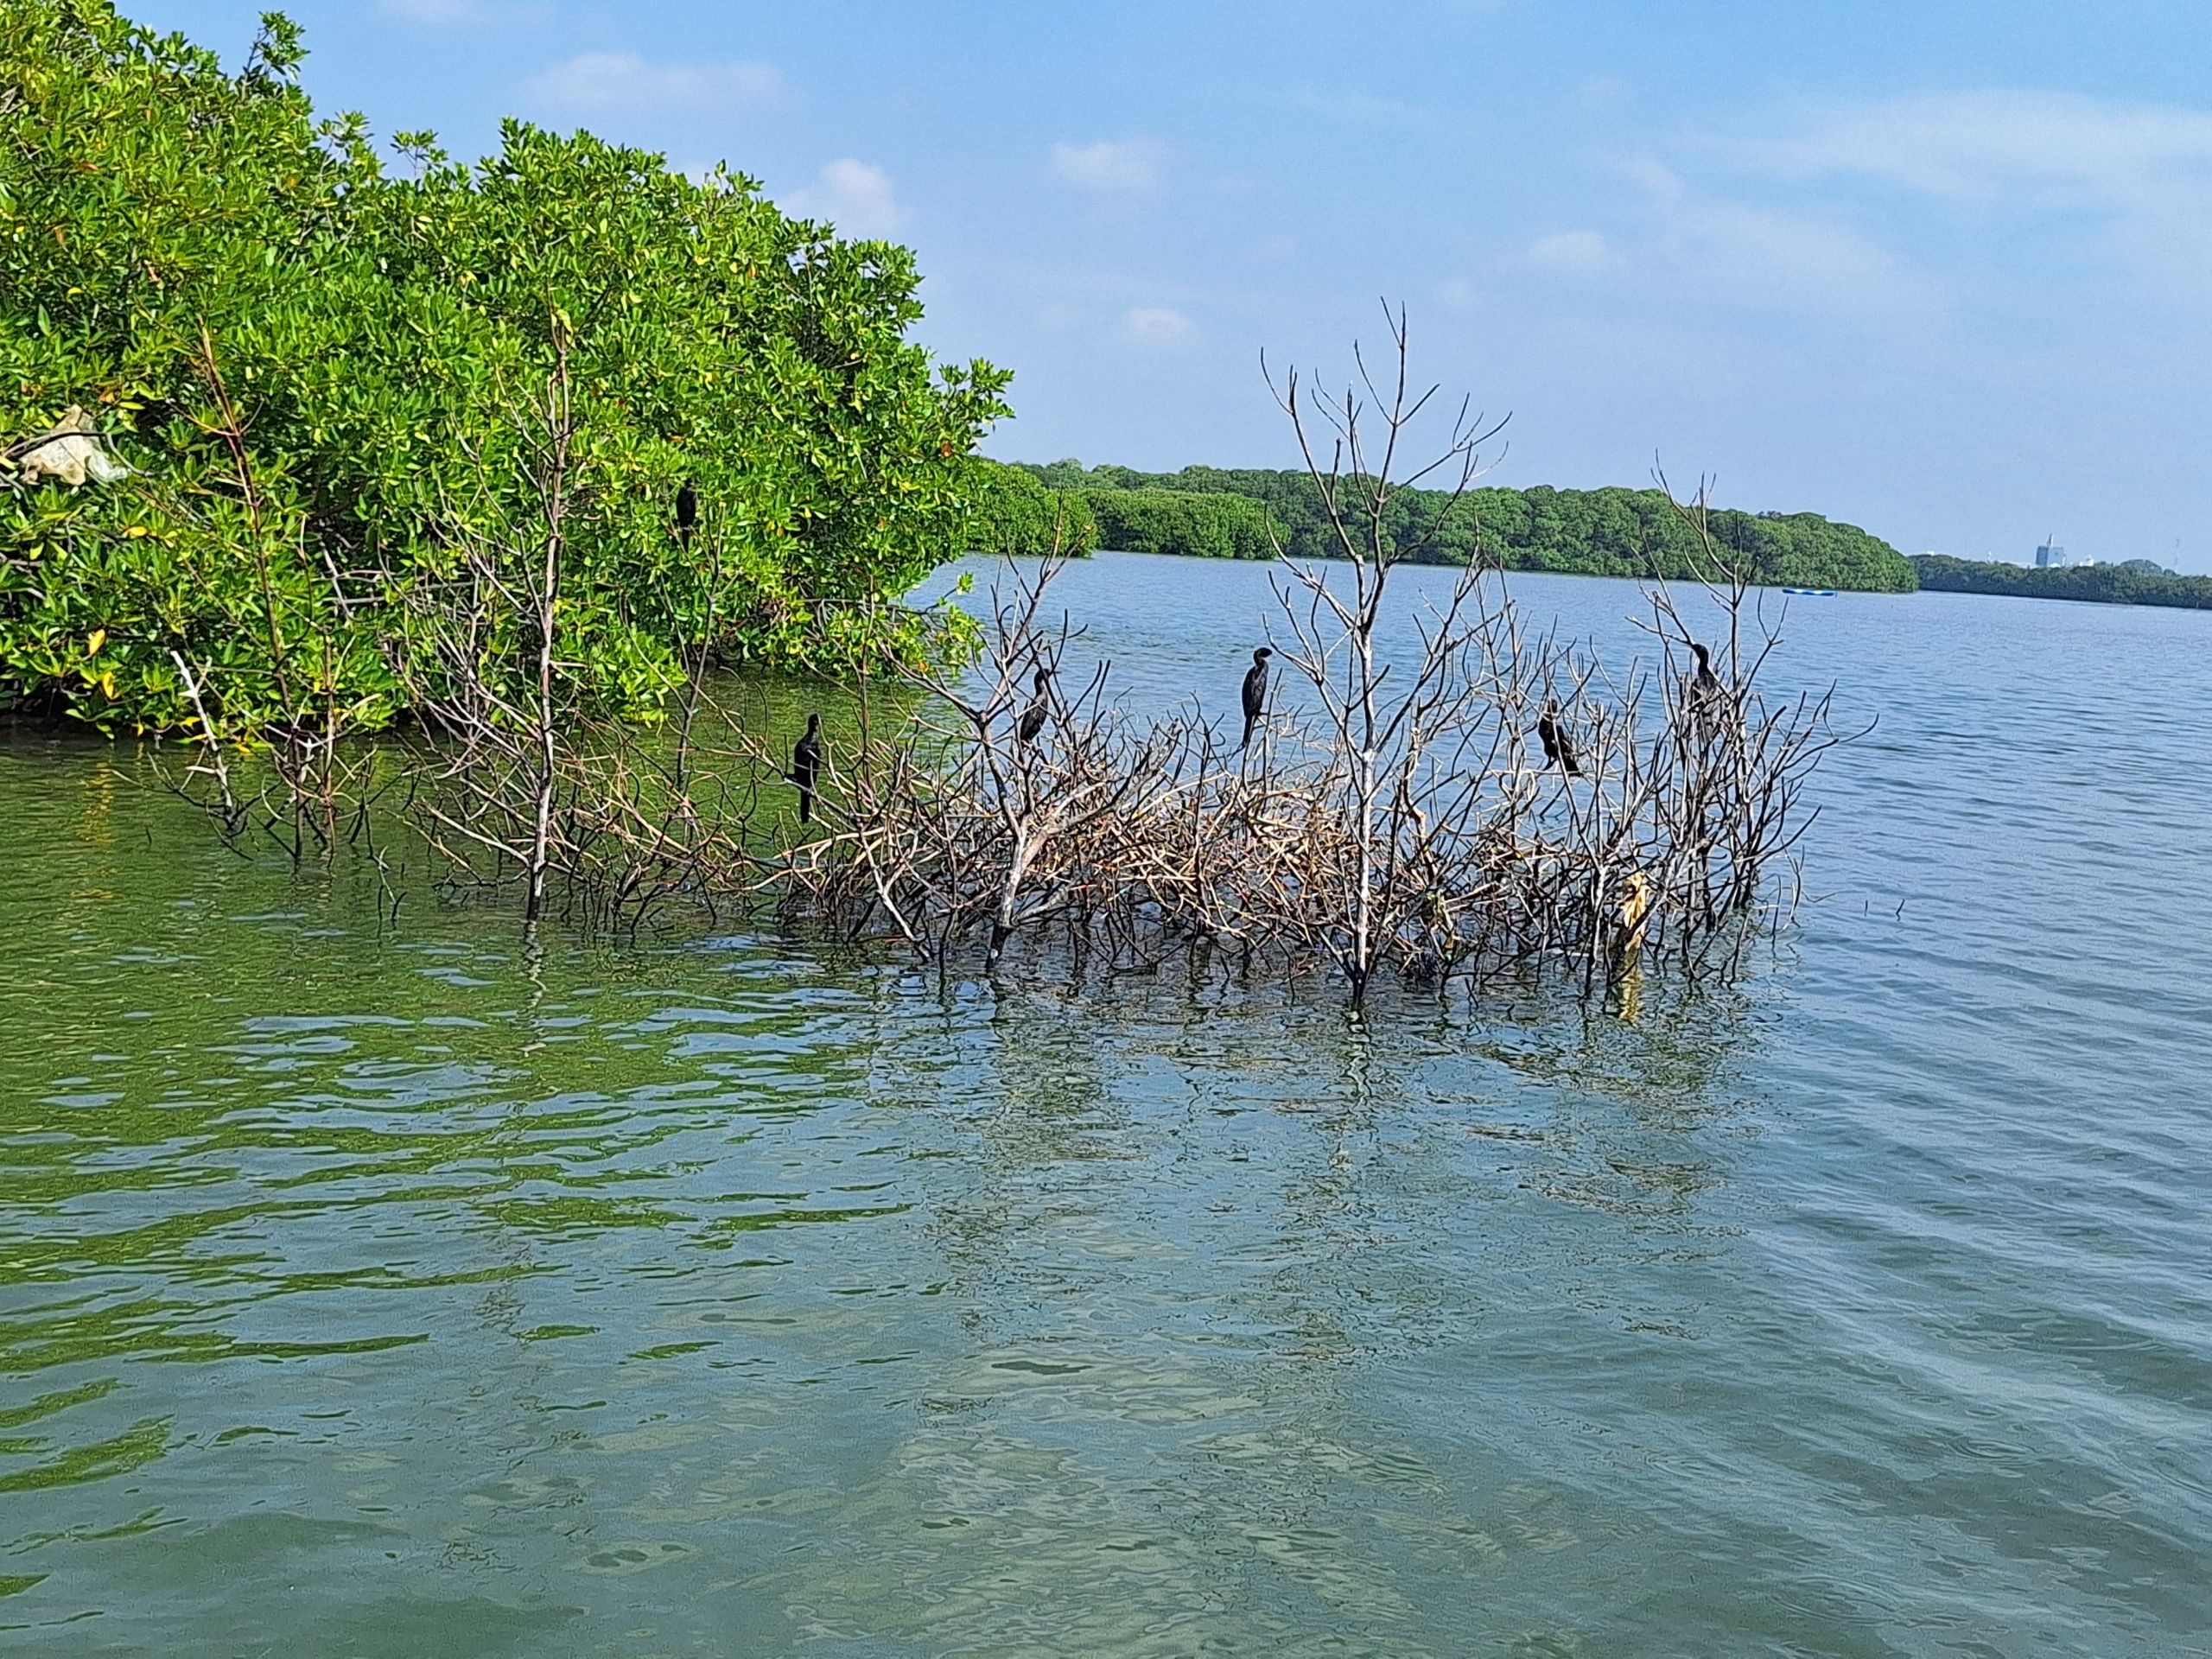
[1689,639,1719,691]
[1536,698,1581,777]
[788,712,823,824]
[1684,639,1726,717]
[1239,646,1272,750]
[1016,667,1051,744]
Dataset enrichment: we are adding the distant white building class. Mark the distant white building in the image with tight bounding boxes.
[2035,538,2068,569]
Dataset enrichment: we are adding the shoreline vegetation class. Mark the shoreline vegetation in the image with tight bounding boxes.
[1910,554,2212,611]
[981,458,1918,594]
[3,2,1007,740]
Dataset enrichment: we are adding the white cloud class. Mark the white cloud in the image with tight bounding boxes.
[1052,137,1166,191]
[1704,88,2212,299]
[1617,156,1685,203]
[525,51,785,112]
[378,0,500,19]
[382,0,555,19]
[1125,307,1198,345]
[1528,230,1614,273]
[791,159,907,239]
[1738,90,2212,210]
[1678,202,1923,310]
[1277,89,1451,133]
[1605,156,1936,317]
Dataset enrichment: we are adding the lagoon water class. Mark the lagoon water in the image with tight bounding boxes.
[3,553,2209,1656]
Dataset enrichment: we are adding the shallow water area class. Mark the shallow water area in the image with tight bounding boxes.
[3,556,2209,1655]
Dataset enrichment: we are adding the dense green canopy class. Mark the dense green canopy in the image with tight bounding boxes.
[964,459,1098,558]
[0,3,1008,734]
[1084,488,1277,561]
[1025,461,1916,592]
[1910,556,2212,610]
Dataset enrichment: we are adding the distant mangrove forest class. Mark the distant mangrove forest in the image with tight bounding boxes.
[1910,555,2212,611]
[988,460,1918,594]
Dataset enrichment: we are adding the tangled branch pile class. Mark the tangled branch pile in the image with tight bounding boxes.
[176,313,1847,1005]
[764,313,1847,1001]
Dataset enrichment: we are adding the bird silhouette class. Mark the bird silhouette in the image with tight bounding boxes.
[1240,646,1273,749]
[1685,639,1726,718]
[1536,699,1581,776]
[1016,667,1051,744]
[675,480,698,544]
[789,712,823,823]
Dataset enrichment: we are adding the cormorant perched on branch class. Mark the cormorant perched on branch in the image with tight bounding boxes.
[1016,667,1051,744]
[789,712,823,823]
[1240,646,1273,749]
[675,480,698,544]
[1685,639,1726,716]
[1536,699,1581,776]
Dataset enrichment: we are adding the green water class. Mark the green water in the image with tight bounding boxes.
[4,560,2209,1655]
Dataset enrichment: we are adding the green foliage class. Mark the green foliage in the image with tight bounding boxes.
[0,1,1009,736]
[963,458,1097,557]
[1473,486,1915,591]
[1084,487,1278,560]
[1910,555,2212,609]
[1025,462,1916,593]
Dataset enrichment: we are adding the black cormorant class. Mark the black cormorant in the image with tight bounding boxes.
[1016,668,1051,744]
[789,712,823,823]
[1536,699,1581,776]
[676,480,698,543]
[1685,639,1726,717]
[1240,646,1273,749]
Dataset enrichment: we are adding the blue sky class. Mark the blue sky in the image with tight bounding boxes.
[135,0,2212,569]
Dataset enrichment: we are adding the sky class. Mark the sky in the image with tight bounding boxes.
[132,0,2212,569]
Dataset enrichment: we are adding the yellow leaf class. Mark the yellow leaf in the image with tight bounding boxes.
[86,628,106,656]
[98,671,117,698]
[124,524,149,538]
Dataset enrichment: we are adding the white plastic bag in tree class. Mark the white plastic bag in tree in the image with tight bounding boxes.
[7,406,130,487]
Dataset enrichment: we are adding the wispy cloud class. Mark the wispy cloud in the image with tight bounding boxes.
[1527,230,1614,273]
[525,51,785,112]
[379,0,547,23]
[1670,201,1927,313]
[1052,137,1166,191]
[1586,150,1938,317]
[1733,89,2212,208]
[1275,88,1453,133]
[790,159,906,239]
[1126,306,1198,345]
[1713,88,2212,295]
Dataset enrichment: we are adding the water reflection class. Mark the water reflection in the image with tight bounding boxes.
[4,563,2211,1653]
[0,797,1749,1654]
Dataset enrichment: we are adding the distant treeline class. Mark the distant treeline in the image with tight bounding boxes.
[965,460,1099,557]
[1086,488,1277,561]
[1910,556,2212,610]
[1007,461,1916,593]
[964,461,1274,562]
